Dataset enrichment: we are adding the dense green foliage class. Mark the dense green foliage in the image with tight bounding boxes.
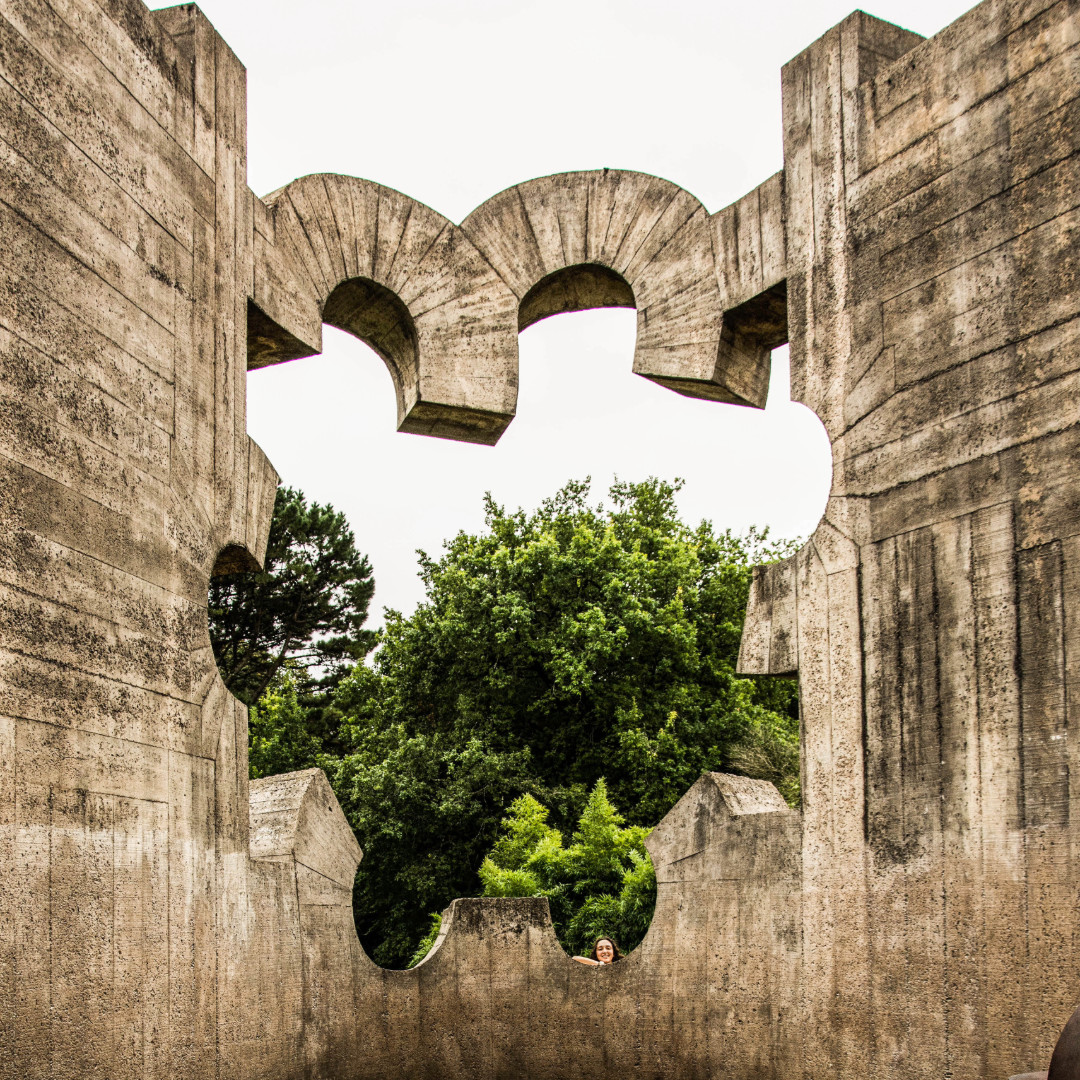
[408,781,655,966]
[324,670,534,967]
[479,781,656,959]
[247,665,324,780]
[319,478,800,967]
[221,477,799,969]
[208,486,376,716]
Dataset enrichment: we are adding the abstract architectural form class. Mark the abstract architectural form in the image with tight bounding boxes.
[1,0,1078,1077]
[250,167,784,441]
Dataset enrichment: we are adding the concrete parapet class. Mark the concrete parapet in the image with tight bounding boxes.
[250,768,362,889]
[250,168,783,445]
[240,769,800,1079]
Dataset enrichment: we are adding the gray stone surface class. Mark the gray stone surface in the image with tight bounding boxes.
[1,0,1078,1077]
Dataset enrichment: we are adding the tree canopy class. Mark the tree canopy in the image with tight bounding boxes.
[318,477,800,967]
[208,485,376,711]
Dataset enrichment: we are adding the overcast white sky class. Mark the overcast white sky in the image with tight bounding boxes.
[191,0,977,622]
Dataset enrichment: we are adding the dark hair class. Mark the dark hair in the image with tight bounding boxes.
[590,936,623,962]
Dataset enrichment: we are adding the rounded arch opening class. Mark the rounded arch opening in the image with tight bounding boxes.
[321,277,418,416]
[518,263,635,332]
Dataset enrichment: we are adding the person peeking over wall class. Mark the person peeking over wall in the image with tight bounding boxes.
[573,936,623,966]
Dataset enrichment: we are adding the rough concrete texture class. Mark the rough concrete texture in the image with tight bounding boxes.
[0,0,1078,1077]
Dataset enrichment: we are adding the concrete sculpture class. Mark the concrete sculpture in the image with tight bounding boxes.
[250,167,785,440]
[0,0,1078,1077]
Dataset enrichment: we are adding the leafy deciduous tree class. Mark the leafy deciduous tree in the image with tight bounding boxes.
[323,477,799,967]
[474,781,656,960]
[247,665,324,779]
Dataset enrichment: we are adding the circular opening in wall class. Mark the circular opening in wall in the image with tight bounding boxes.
[205,484,376,715]
[207,543,265,705]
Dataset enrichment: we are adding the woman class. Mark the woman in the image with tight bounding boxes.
[573,936,623,966]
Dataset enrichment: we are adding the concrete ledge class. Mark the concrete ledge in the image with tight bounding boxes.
[647,772,795,881]
[249,768,362,889]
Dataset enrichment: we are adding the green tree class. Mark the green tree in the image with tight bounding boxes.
[247,665,324,779]
[208,486,377,725]
[408,781,657,966]
[480,781,656,957]
[324,661,534,965]
[327,477,799,967]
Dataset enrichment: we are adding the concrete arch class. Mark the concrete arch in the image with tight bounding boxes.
[250,170,787,445]
[461,170,755,403]
[321,277,420,427]
[252,174,521,444]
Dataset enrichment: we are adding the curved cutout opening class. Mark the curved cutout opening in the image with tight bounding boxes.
[321,277,418,418]
[207,543,268,707]
[518,263,635,332]
[401,782,657,971]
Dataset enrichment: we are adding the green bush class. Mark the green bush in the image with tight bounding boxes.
[410,780,656,965]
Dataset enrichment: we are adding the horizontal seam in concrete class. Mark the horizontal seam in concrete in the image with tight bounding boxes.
[859,56,1080,192]
[869,151,1080,280]
[844,421,1079,500]
[842,308,1080,437]
[5,705,211,761]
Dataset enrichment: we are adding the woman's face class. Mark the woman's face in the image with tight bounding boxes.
[595,939,615,964]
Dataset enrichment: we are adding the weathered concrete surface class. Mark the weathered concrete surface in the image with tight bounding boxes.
[244,768,801,1080]
[1,0,1079,1077]
[249,167,778,442]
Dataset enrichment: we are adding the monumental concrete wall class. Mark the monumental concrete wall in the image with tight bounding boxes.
[0,0,1078,1077]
